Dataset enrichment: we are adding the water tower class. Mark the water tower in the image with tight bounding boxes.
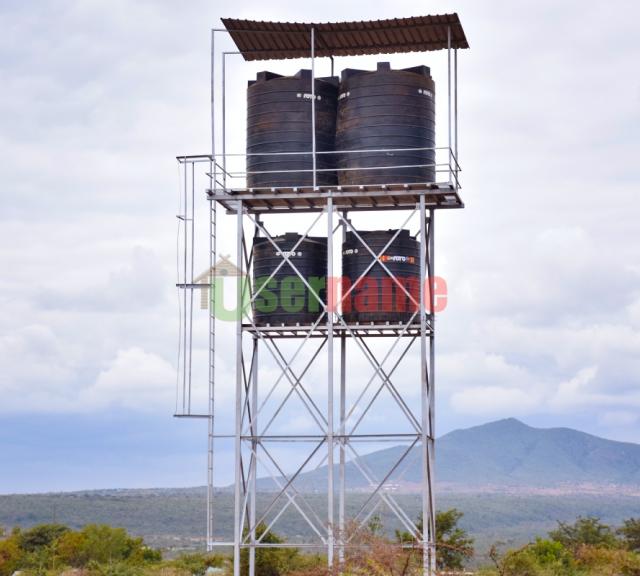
[175,14,469,576]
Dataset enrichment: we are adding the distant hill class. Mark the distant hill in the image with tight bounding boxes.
[2,419,640,556]
[255,418,640,491]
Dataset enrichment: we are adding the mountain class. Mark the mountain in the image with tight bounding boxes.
[256,418,640,491]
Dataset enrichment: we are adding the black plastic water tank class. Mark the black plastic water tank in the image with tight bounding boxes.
[342,229,420,324]
[253,233,327,326]
[336,63,436,186]
[247,70,338,189]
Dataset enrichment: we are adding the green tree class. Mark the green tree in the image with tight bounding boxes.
[240,523,300,576]
[18,524,69,552]
[499,548,542,576]
[619,518,640,553]
[367,514,383,536]
[0,535,22,576]
[527,538,573,570]
[395,509,474,571]
[435,509,474,571]
[77,524,143,565]
[57,529,88,567]
[487,542,567,576]
[549,516,618,552]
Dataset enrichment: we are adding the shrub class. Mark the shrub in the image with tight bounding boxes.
[619,519,640,553]
[395,509,474,571]
[19,524,70,553]
[0,535,22,576]
[549,517,619,552]
[171,552,226,576]
[240,523,301,576]
[574,545,640,576]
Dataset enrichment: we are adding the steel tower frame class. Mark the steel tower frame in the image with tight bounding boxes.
[175,17,464,576]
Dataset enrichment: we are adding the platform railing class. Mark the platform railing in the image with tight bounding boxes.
[178,146,461,193]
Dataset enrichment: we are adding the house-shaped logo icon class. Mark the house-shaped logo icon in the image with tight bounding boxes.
[194,255,245,309]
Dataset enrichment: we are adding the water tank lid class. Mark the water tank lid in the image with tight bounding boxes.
[340,63,432,82]
[254,233,327,247]
[345,229,413,241]
[249,69,339,87]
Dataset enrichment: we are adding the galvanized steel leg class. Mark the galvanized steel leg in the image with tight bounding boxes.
[233,202,244,576]
[326,198,335,567]
[249,337,258,576]
[339,331,346,565]
[428,208,436,575]
[338,210,347,566]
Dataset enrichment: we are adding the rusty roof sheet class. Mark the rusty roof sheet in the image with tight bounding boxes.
[221,14,469,61]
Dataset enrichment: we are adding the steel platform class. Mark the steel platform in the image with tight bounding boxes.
[208,182,463,213]
[243,322,432,338]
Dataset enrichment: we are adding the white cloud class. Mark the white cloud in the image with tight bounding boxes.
[450,386,541,416]
[80,347,176,411]
[550,366,599,410]
[0,0,639,453]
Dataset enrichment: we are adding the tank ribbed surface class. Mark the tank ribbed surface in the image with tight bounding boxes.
[253,233,327,325]
[247,70,338,188]
[336,62,436,186]
[342,229,420,324]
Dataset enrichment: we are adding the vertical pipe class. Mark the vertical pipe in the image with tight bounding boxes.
[311,28,317,189]
[454,47,459,172]
[447,26,452,186]
[249,337,258,576]
[233,203,244,576]
[428,209,436,576]
[419,197,430,576]
[207,28,216,553]
[326,198,334,567]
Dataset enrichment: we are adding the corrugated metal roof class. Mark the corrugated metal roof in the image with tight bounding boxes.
[221,14,468,61]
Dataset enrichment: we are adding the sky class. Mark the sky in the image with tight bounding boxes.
[0,0,639,494]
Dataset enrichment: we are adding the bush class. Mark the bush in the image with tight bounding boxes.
[549,517,619,552]
[0,535,22,576]
[574,545,640,576]
[528,538,574,572]
[86,559,145,576]
[395,509,474,571]
[487,539,575,576]
[500,548,543,576]
[19,524,70,553]
[620,519,640,553]
[171,552,226,576]
[240,523,301,576]
[0,523,161,576]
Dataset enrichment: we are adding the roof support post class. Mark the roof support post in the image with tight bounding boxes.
[222,51,228,190]
[311,27,317,189]
[454,47,459,178]
[447,25,452,186]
